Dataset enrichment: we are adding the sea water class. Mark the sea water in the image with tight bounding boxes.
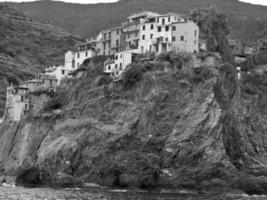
[0,186,267,200]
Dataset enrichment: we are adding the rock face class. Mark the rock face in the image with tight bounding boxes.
[1,59,267,194]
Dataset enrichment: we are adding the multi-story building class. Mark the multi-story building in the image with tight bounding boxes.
[101,26,122,56]
[122,11,160,53]
[171,21,199,53]
[228,39,244,55]
[104,51,137,78]
[152,13,186,53]
[254,39,267,54]
[20,80,43,92]
[138,12,199,54]
[5,85,29,121]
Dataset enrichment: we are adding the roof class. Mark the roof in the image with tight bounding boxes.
[127,11,160,20]
[102,26,121,33]
[159,12,185,18]
[38,73,58,80]
[21,79,43,84]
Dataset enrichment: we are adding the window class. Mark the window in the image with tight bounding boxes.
[121,54,122,58]
[151,24,154,29]
[141,46,144,53]
[108,65,111,70]
[117,29,120,35]
[104,43,106,50]
[62,70,65,75]
[165,26,169,32]
[120,63,122,70]
[104,33,106,39]
[86,51,88,57]
[21,96,24,102]
[142,35,145,40]
[168,17,170,22]
[158,27,161,32]
[180,36,184,41]
[135,32,138,37]
[172,26,176,31]
[149,45,152,52]
[157,18,159,23]
[195,30,197,37]
[150,34,153,39]
[162,18,165,25]
[116,39,119,46]
[115,55,118,60]
[115,64,118,69]
[128,34,131,38]
[172,36,176,42]
[50,80,52,85]
[165,37,168,42]
[116,71,119,75]
[25,104,28,110]
[143,25,146,30]
[77,53,80,58]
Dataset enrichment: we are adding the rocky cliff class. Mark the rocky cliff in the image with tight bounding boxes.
[1,7,267,195]
[1,54,267,194]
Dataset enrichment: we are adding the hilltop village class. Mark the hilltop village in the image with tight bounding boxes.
[5,9,266,123]
[5,10,263,122]
[3,11,205,122]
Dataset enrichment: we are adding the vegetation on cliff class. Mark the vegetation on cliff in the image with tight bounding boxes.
[6,0,267,42]
[0,5,80,116]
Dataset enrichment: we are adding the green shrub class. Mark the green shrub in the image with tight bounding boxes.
[43,99,62,111]
[156,52,171,62]
[122,64,145,89]
[96,75,113,86]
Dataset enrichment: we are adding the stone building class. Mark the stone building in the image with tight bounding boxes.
[5,85,29,121]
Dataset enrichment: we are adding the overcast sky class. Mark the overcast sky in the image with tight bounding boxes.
[0,0,266,6]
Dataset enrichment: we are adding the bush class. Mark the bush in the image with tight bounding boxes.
[96,75,113,86]
[122,64,145,89]
[43,97,62,111]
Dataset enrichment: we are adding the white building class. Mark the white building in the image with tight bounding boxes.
[171,21,199,53]
[74,42,96,68]
[138,14,159,53]
[122,11,160,52]
[5,86,29,121]
[104,51,137,78]
[138,12,199,54]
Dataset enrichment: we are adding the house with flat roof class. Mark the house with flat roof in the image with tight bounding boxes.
[229,39,244,55]
[122,11,161,52]
[20,79,43,92]
[104,51,137,78]
[171,21,199,53]
[101,26,122,56]
[5,85,29,121]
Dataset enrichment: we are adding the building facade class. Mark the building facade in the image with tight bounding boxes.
[101,26,122,56]
[104,51,137,78]
[5,86,29,121]
[171,21,199,53]
[229,39,244,55]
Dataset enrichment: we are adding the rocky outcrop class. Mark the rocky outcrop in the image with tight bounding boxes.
[1,59,267,194]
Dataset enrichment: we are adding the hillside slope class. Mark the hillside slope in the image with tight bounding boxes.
[1,9,267,195]
[0,5,80,116]
[6,0,267,41]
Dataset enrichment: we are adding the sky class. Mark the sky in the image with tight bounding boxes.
[0,0,266,6]
[0,0,119,3]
